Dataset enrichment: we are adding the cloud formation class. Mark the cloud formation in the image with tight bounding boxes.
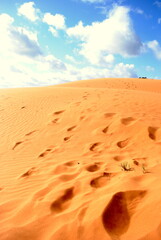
[66,6,142,66]
[43,13,66,29]
[147,40,161,59]
[0,13,42,58]
[17,2,40,21]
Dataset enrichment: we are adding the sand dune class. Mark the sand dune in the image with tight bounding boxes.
[0,78,161,240]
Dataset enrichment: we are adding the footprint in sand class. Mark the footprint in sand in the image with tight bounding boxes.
[104,113,116,118]
[53,110,65,115]
[12,141,23,150]
[64,136,72,142]
[52,118,60,124]
[102,126,109,134]
[86,164,100,172]
[67,125,77,132]
[89,142,102,152]
[50,187,74,213]
[117,139,129,148]
[64,161,76,167]
[102,190,146,238]
[38,148,52,158]
[25,130,37,136]
[90,172,113,188]
[20,167,36,178]
[59,172,80,182]
[121,117,135,125]
[148,126,158,140]
[113,156,124,161]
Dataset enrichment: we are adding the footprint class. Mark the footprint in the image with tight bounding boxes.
[38,148,52,158]
[86,164,100,172]
[117,139,129,148]
[67,126,77,132]
[102,190,146,238]
[104,113,115,118]
[102,126,109,134]
[90,172,112,188]
[148,126,158,140]
[53,110,65,115]
[64,161,76,167]
[59,172,79,181]
[80,116,86,121]
[25,130,37,136]
[50,187,74,213]
[89,142,102,152]
[20,167,36,178]
[113,156,124,161]
[12,141,23,150]
[52,118,60,123]
[121,117,135,125]
[64,136,71,142]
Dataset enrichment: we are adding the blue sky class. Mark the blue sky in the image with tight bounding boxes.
[0,0,161,88]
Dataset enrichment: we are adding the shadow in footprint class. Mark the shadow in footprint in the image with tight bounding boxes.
[102,190,146,238]
[38,148,52,158]
[53,110,65,115]
[117,139,129,148]
[102,126,109,134]
[89,142,102,152]
[50,187,74,213]
[12,141,23,150]
[86,164,99,172]
[64,136,71,142]
[90,172,112,188]
[121,117,135,125]
[67,126,77,132]
[20,167,36,178]
[148,126,158,140]
[104,113,116,118]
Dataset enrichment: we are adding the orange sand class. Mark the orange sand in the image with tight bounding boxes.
[0,78,161,240]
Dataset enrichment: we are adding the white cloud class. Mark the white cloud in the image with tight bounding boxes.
[0,61,137,88]
[18,2,40,22]
[43,13,66,29]
[0,12,138,88]
[66,6,142,66]
[147,40,161,59]
[0,14,42,58]
[48,26,58,37]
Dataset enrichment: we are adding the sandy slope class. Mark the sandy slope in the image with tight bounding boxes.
[0,78,161,240]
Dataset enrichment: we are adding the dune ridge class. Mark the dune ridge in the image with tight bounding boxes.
[0,78,161,240]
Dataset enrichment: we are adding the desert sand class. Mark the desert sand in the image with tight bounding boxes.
[0,78,161,240]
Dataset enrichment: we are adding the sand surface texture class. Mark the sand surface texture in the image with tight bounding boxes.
[0,78,161,240]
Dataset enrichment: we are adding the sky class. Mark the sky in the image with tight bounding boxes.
[0,0,161,88]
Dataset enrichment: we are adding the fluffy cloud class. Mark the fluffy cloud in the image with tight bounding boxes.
[0,14,42,58]
[147,40,161,59]
[17,2,40,21]
[0,61,137,88]
[48,26,58,37]
[43,13,66,29]
[66,6,142,65]
[0,12,138,88]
